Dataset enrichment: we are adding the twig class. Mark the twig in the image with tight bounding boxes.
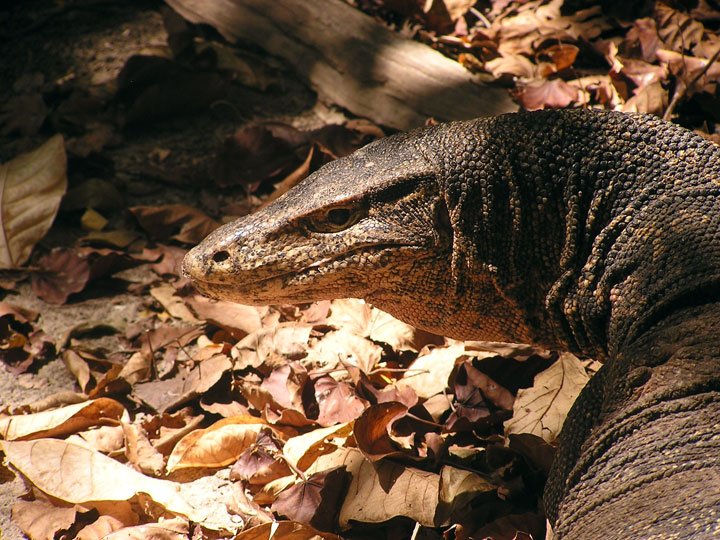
[469,7,491,29]
[664,47,720,121]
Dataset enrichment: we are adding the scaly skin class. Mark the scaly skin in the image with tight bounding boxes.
[183,109,720,538]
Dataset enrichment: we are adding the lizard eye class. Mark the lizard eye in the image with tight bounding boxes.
[307,206,362,233]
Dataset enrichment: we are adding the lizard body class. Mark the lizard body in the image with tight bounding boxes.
[183,109,720,538]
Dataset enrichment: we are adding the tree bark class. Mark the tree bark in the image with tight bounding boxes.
[165,0,517,130]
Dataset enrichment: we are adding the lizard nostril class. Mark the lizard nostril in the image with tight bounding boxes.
[212,250,229,263]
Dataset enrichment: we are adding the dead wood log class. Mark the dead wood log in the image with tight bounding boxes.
[165,0,517,130]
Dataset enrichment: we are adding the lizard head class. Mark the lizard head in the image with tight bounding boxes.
[183,128,451,306]
[183,120,555,346]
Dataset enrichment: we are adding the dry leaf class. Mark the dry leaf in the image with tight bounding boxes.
[232,324,312,370]
[656,4,705,52]
[0,135,67,268]
[272,467,350,531]
[1,438,202,520]
[436,466,496,525]
[515,78,579,110]
[0,398,126,441]
[11,500,77,540]
[313,375,367,426]
[335,448,439,527]
[327,299,420,351]
[230,428,291,485]
[396,343,464,398]
[504,352,589,443]
[184,294,263,337]
[353,402,409,461]
[101,517,189,540]
[132,354,232,412]
[150,283,200,323]
[130,204,220,244]
[166,416,272,472]
[232,521,343,540]
[283,422,353,471]
[307,328,382,375]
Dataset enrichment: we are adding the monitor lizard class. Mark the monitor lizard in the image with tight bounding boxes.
[183,109,720,538]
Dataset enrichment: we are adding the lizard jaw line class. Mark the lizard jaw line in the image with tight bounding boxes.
[188,244,428,301]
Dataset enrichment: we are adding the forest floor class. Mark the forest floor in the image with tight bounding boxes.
[0,1,717,539]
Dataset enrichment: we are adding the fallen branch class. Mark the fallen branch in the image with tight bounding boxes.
[165,0,516,129]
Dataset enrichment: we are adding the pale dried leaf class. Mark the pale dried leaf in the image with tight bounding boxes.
[11,500,76,540]
[184,294,263,337]
[0,398,126,441]
[504,352,589,444]
[484,53,537,80]
[166,416,270,471]
[515,78,579,110]
[150,284,200,323]
[101,517,189,540]
[71,424,125,453]
[232,521,342,540]
[0,135,67,268]
[396,343,463,399]
[75,514,126,539]
[283,422,353,470]
[1,438,202,520]
[443,0,476,20]
[327,299,418,351]
[334,447,439,527]
[307,328,382,374]
[232,324,312,370]
[436,466,496,525]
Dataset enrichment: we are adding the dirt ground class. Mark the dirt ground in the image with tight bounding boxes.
[0,2,344,538]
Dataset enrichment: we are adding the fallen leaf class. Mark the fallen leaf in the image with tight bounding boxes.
[312,447,440,527]
[436,466,496,525]
[11,500,77,540]
[232,324,312,371]
[353,402,409,461]
[272,467,350,531]
[307,328,383,375]
[62,349,92,392]
[0,398,126,441]
[132,354,232,412]
[1,438,202,520]
[227,483,274,528]
[232,521,343,540]
[130,204,220,244]
[396,343,464,398]
[213,123,309,190]
[283,422,353,471]
[504,352,589,443]
[0,135,67,268]
[123,422,165,476]
[101,517,189,540]
[656,4,704,52]
[184,293,263,338]
[313,375,367,426]
[166,416,273,472]
[326,299,421,351]
[32,248,142,304]
[261,362,310,414]
[515,78,580,110]
[230,428,291,484]
[150,283,200,323]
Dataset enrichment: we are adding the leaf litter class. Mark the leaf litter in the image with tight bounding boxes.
[1,0,712,539]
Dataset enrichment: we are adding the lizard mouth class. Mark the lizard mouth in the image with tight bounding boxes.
[184,244,431,302]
